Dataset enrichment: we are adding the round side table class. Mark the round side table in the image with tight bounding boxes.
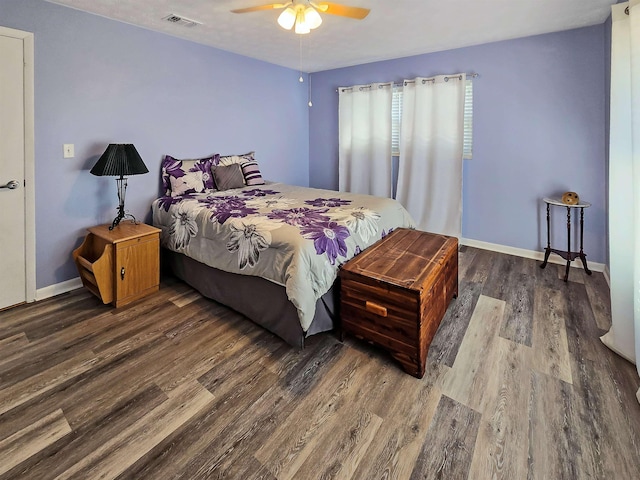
[540,197,592,282]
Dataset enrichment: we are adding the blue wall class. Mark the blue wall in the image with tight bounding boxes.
[309,26,608,263]
[1,0,310,289]
[0,0,610,290]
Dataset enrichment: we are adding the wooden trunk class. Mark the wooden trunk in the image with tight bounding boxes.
[339,228,458,378]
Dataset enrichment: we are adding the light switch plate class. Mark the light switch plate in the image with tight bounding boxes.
[63,144,74,158]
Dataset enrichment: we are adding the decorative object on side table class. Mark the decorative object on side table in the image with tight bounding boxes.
[540,196,592,282]
[91,144,148,230]
[561,191,579,205]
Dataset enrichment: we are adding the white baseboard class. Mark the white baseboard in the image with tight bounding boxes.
[30,239,609,302]
[460,238,606,273]
[35,277,83,302]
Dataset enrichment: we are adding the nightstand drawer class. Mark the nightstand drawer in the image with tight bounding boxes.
[115,233,160,307]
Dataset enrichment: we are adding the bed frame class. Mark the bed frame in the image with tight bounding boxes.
[163,248,337,348]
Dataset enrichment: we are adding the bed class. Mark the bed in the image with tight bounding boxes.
[152,154,415,347]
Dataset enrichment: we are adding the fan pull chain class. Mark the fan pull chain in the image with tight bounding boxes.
[299,35,304,82]
[298,33,312,106]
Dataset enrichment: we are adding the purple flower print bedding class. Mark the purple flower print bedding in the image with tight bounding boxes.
[152,182,415,331]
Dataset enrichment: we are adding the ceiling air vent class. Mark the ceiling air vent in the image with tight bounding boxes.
[162,14,201,28]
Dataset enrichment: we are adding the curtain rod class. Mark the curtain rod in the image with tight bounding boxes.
[337,73,479,93]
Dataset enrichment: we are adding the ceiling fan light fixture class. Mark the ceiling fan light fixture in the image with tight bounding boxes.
[294,21,311,34]
[294,8,311,34]
[277,7,297,30]
[232,1,370,35]
[304,6,322,29]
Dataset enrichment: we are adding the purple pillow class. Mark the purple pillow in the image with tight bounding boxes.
[161,154,219,195]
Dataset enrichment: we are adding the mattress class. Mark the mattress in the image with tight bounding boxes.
[152,182,415,332]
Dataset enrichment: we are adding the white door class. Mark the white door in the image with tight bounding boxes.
[0,33,26,309]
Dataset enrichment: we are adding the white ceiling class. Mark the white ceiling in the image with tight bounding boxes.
[44,0,615,72]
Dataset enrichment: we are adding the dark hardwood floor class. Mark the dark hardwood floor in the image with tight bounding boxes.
[1,246,639,479]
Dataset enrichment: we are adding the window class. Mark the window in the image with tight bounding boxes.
[391,86,403,156]
[391,79,474,159]
[462,79,473,159]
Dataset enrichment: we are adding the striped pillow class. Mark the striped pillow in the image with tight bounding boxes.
[241,161,265,186]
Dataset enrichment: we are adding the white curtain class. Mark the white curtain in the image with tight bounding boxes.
[601,0,640,404]
[396,75,465,237]
[338,83,392,197]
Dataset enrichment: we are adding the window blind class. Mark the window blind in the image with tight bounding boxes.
[462,79,473,159]
[391,86,402,156]
[391,79,473,159]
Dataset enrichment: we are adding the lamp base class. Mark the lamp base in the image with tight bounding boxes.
[109,211,138,230]
[108,176,138,230]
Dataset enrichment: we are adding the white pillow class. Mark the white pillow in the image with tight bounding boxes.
[169,170,205,197]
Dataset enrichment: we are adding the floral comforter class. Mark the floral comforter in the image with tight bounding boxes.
[152,183,415,331]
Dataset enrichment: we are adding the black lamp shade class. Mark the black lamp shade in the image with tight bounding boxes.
[90,144,148,177]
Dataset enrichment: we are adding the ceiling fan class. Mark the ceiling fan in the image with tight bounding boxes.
[231,1,370,34]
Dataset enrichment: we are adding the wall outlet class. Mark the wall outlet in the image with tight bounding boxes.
[63,144,74,158]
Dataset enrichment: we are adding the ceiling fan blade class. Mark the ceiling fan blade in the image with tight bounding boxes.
[231,3,289,14]
[316,2,370,19]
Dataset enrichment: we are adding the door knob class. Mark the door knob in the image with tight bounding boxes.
[0,180,19,190]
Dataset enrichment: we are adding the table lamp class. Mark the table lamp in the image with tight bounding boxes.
[90,144,148,230]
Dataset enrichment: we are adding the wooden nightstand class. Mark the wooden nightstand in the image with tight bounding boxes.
[73,221,160,307]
